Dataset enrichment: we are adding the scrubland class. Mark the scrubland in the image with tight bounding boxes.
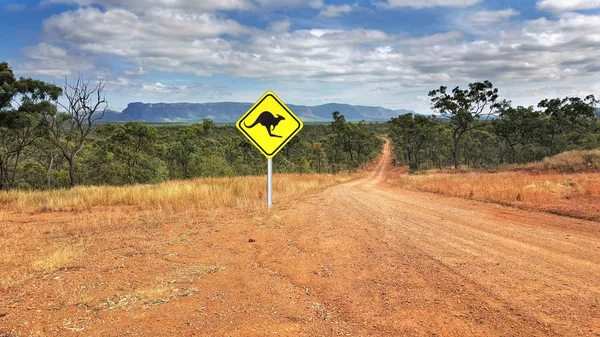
[0,173,352,294]
[388,150,600,221]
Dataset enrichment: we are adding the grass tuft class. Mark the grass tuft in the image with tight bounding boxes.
[33,247,79,272]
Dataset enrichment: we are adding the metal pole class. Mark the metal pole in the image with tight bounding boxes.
[267,158,273,208]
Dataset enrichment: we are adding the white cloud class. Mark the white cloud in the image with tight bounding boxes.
[42,0,254,12]
[319,3,354,17]
[17,43,94,77]
[269,20,291,33]
[106,78,232,101]
[470,9,519,24]
[44,7,248,44]
[124,67,149,76]
[42,0,325,12]
[254,0,323,8]
[537,0,600,13]
[378,0,480,9]
[18,2,600,101]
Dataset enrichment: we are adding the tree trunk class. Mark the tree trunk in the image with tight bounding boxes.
[9,151,21,188]
[510,144,516,164]
[453,137,460,169]
[68,157,76,187]
[0,161,5,190]
[47,155,55,189]
[317,154,321,173]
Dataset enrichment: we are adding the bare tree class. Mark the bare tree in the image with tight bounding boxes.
[47,75,107,187]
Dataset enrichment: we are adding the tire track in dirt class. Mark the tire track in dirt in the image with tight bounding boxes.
[254,139,600,336]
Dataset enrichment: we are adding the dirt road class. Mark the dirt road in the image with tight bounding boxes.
[243,140,600,336]
[3,141,600,336]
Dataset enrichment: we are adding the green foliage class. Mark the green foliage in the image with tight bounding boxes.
[0,62,62,190]
[391,82,599,171]
[92,122,168,184]
[18,162,47,190]
[492,106,544,164]
[389,114,439,170]
[537,95,599,154]
[429,81,505,169]
[326,112,383,172]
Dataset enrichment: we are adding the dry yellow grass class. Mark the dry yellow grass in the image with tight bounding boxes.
[389,171,600,220]
[32,246,79,272]
[0,173,353,213]
[0,173,354,291]
[524,149,600,173]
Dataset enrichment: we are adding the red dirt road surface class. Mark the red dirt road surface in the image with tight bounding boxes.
[2,141,600,336]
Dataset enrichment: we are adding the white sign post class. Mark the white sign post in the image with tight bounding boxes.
[267,158,273,208]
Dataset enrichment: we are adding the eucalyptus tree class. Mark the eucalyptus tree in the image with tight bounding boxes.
[0,62,62,189]
[537,95,598,154]
[493,106,544,164]
[429,81,505,169]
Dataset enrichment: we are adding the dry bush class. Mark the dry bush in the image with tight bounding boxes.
[523,150,600,173]
[0,174,353,213]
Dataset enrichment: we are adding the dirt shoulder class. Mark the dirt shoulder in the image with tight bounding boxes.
[2,141,599,336]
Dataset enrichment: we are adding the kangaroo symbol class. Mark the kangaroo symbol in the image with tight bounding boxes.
[244,111,286,138]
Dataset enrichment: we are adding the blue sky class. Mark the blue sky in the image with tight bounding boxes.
[1,0,599,112]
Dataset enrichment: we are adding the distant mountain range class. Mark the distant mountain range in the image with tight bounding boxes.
[102,102,416,123]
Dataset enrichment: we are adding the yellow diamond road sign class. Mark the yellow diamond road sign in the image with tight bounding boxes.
[236,91,304,158]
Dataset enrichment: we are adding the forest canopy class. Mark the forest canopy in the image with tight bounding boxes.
[2,62,598,190]
[390,81,599,171]
[0,61,383,190]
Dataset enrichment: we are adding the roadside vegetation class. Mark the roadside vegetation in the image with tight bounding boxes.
[387,80,600,221]
[389,167,600,221]
[0,62,382,191]
[522,149,600,173]
[389,81,599,171]
[0,173,353,213]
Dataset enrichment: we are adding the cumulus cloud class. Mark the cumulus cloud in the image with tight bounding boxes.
[17,43,95,77]
[124,67,149,76]
[269,20,291,33]
[42,0,253,12]
[319,3,355,17]
[139,82,230,97]
[17,1,600,94]
[378,0,480,9]
[470,9,519,24]
[44,7,248,43]
[537,0,600,13]
[254,0,323,8]
[40,7,248,75]
[42,0,324,12]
